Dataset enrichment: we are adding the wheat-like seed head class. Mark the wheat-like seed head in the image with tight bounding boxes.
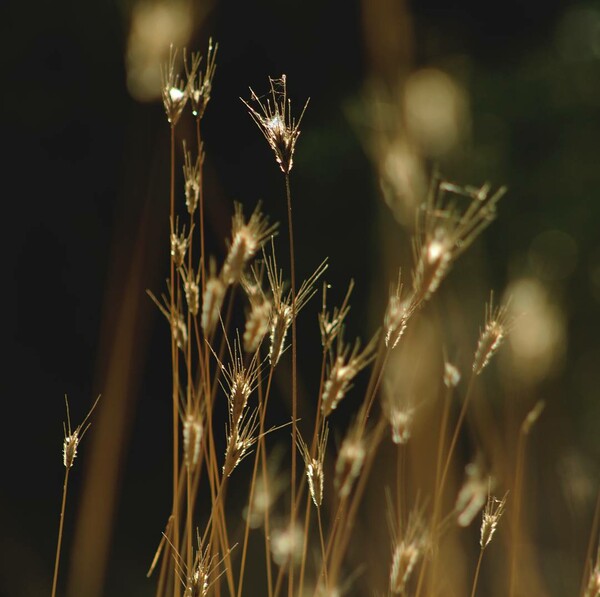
[201,259,225,336]
[263,240,327,365]
[384,270,414,349]
[182,141,203,215]
[456,461,490,527]
[321,332,379,417]
[62,395,100,469]
[180,264,200,316]
[182,407,203,470]
[473,291,513,375]
[242,75,309,174]
[443,361,461,388]
[480,488,508,550]
[271,522,304,567]
[170,217,191,267]
[213,334,261,429]
[161,44,191,126]
[389,507,427,594]
[411,177,506,307]
[319,279,354,350]
[185,38,218,120]
[221,202,278,286]
[223,407,259,477]
[334,421,365,499]
[297,425,329,508]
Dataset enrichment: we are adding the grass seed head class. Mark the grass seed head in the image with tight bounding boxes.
[62,395,100,469]
[473,291,513,375]
[321,333,378,416]
[480,489,508,549]
[182,141,203,215]
[223,408,259,477]
[186,38,218,120]
[221,202,278,286]
[242,75,309,174]
[201,261,225,336]
[443,361,461,388]
[334,423,365,499]
[183,410,203,469]
[456,461,490,527]
[389,508,426,594]
[162,45,190,126]
[170,219,190,267]
[297,426,329,508]
[411,178,506,307]
[271,522,303,567]
[319,280,354,350]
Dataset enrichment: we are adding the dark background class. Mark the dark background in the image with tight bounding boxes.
[3,0,600,595]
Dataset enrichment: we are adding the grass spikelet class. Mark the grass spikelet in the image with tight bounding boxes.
[319,279,354,350]
[180,264,200,316]
[263,240,327,365]
[201,260,225,336]
[334,420,365,499]
[271,522,304,567]
[170,217,191,267]
[182,407,203,469]
[321,332,379,417]
[411,178,506,306]
[186,38,218,120]
[221,202,278,286]
[297,425,329,508]
[213,334,261,428]
[384,270,414,349]
[480,488,508,550]
[443,361,461,388]
[242,74,309,174]
[456,461,490,527]
[223,407,259,477]
[473,291,513,375]
[182,141,202,216]
[389,506,427,595]
[162,44,191,126]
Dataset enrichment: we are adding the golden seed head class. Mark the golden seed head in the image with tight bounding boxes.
[161,45,189,126]
[319,280,354,350]
[411,178,506,306]
[388,407,414,445]
[473,292,513,375]
[271,523,303,566]
[321,334,378,416]
[443,361,461,388]
[63,432,79,469]
[186,39,218,119]
[201,274,225,336]
[182,141,202,215]
[183,412,203,469]
[171,233,188,268]
[242,75,309,174]
[244,299,271,353]
[335,432,365,499]
[585,564,600,597]
[172,311,188,350]
[221,203,277,286]
[62,395,100,469]
[456,462,489,527]
[390,542,421,594]
[480,490,508,549]
[389,509,426,595]
[223,409,259,477]
[297,427,328,508]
